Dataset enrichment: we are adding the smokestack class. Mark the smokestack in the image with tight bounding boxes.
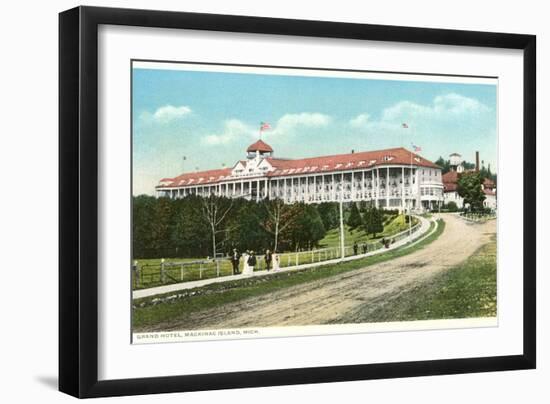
[475,151,480,172]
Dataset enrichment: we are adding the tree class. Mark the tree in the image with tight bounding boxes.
[151,196,175,252]
[261,198,299,252]
[132,195,157,258]
[200,195,234,258]
[445,201,458,212]
[457,171,486,212]
[317,202,339,230]
[228,202,268,253]
[347,202,363,231]
[480,164,497,185]
[171,196,210,257]
[435,156,451,174]
[462,161,476,170]
[364,206,384,238]
[289,204,326,250]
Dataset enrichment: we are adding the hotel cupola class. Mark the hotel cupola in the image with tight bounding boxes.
[246,139,274,159]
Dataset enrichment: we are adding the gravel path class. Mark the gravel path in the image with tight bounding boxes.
[142,214,496,331]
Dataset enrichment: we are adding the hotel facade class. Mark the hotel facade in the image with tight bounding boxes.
[156,140,444,212]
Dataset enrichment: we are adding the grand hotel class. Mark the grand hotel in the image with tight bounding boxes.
[156,139,444,212]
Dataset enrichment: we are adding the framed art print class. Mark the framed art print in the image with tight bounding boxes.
[59,6,536,398]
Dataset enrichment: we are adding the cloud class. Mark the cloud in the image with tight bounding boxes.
[138,105,192,125]
[276,112,331,130]
[381,93,489,122]
[266,112,331,140]
[349,93,490,131]
[203,119,255,145]
[349,113,370,128]
[202,112,332,146]
[152,105,192,123]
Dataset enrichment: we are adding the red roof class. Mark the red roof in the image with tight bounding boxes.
[442,171,459,192]
[247,139,273,153]
[157,147,439,188]
[266,147,438,177]
[157,168,232,188]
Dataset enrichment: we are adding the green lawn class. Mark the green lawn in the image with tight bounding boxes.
[319,214,417,249]
[364,236,497,322]
[133,219,444,330]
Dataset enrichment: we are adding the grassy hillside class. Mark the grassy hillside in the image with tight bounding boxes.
[320,213,416,248]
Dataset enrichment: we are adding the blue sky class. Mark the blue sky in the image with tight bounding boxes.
[133,67,497,195]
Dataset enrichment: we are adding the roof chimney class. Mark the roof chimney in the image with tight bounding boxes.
[351,149,355,154]
[475,151,480,172]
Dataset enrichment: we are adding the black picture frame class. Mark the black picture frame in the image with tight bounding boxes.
[59,5,536,398]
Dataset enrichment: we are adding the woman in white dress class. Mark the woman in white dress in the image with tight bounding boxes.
[241,251,253,276]
[272,253,280,271]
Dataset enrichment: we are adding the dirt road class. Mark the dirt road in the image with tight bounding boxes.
[146,214,496,331]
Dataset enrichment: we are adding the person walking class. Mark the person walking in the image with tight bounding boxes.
[230,248,241,275]
[353,241,358,255]
[265,249,273,271]
[247,251,257,272]
[362,243,368,254]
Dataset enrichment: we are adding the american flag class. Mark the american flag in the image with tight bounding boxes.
[260,122,271,132]
[411,144,422,152]
[402,123,409,128]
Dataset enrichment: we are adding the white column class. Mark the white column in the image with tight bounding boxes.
[386,166,390,208]
[362,170,365,200]
[332,174,336,201]
[289,178,293,202]
[401,166,405,212]
[321,175,325,201]
[314,176,318,202]
[351,171,355,201]
[376,167,380,208]
[341,173,344,201]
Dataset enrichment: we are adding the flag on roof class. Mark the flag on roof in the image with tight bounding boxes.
[411,144,422,152]
[402,123,409,128]
[260,122,271,132]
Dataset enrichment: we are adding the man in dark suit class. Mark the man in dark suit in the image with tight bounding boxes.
[230,248,241,275]
[248,251,257,272]
[265,249,273,270]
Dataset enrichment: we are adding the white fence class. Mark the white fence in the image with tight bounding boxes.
[133,221,422,289]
